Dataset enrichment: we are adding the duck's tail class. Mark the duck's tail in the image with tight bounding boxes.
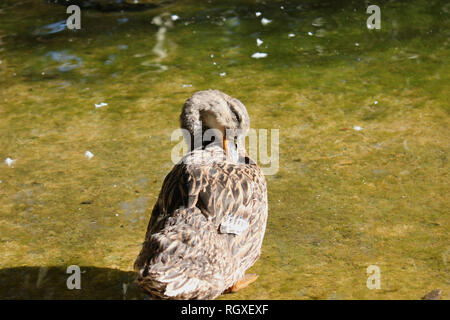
[134,207,236,300]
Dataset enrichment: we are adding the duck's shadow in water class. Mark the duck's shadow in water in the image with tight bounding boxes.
[0,266,147,299]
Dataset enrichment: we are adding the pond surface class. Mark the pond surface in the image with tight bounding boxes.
[0,0,449,299]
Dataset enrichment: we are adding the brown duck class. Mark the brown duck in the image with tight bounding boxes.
[134,90,268,299]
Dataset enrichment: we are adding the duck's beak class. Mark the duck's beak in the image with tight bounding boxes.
[223,137,239,162]
[222,134,227,155]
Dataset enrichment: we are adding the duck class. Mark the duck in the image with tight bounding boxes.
[134,90,268,299]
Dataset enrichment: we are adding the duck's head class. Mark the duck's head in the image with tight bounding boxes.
[180,90,250,159]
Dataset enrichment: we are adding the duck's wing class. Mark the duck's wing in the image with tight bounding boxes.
[145,158,266,237]
[145,163,190,235]
[187,160,267,236]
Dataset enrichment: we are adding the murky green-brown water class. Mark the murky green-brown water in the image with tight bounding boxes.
[0,0,449,299]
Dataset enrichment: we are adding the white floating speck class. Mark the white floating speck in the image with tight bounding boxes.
[85,151,94,159]
[355,42,359,46]
[219,72,226,77]
[210,54,214,58]
[288,33,295,38]
[256,38,263,46]
[113,184,117,188]
[181,84,192,88]
[280,6,284,10]
[115,213,119,217]
[255,12,261,17]
[353,126,364,131]
[213,61,217,65]
[171,15,179,21]
[261,18,272,25]
[251,52,268,59]
[308,31,313,36]
[374,100,378,104]
[5,157,15,167]
[95,102,108,109]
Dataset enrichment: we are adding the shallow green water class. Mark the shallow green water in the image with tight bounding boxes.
[0,0,449,299]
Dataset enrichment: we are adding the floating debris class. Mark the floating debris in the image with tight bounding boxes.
[251,52,268,59]
[219,72,226,77]
[104,54,116,65]
[85,151,94,159]
[255,12,262,17]
[171,15,180,21]
[261,18,272,26]
[181,84,192,88]
[355,42,359,46]
[95,102,108,109]
[312,17,325,27]
[5,157,15,167]
[256,38,263,46]
[117,17,129,24]
[374,100,379,104]
[308,31,313,36]
[353,126,364,131]
[288,33,296,38]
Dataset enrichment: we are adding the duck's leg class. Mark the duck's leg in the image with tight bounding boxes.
[225,274,259,293]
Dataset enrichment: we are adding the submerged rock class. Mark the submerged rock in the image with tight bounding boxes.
[421,289,442,300]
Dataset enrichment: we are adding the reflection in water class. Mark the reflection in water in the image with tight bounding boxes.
[141,13,174,72]
[45,50,83,72]
[32,20,67,36]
